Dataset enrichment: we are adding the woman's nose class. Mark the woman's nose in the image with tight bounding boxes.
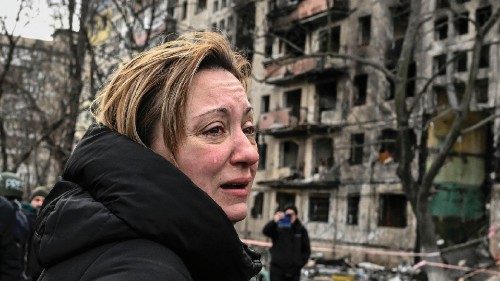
[230,129,259,167]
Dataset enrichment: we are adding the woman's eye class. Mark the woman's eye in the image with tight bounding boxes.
[203,125,225,137]
[243,126,256,135]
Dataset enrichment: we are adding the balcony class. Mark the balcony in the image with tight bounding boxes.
[268,0,349,32]
[264,56,347,85]
[257,165,340,189]
[259,108,340,137]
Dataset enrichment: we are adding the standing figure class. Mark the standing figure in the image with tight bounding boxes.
[32,31,261,281]
[263,205,311,281]
[0,195,22,281]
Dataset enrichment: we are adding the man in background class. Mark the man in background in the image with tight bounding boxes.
[263,204,311,281]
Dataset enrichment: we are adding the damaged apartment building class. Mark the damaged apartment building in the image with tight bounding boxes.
[232,0,500,266]
[91,0,500,266]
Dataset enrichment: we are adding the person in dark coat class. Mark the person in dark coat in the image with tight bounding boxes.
[263,205,311,281]
[0,195,22,281]
[33,31,261,281]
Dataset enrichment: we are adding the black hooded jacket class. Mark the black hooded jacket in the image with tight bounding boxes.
[33,125,261,281]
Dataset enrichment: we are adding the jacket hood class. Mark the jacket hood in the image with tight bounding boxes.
[34,125,261,280]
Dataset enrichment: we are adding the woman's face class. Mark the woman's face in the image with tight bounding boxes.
[152,69,259,222]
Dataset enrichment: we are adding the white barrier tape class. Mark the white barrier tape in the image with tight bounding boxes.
[414,260,500,276]
[241,238,440,258]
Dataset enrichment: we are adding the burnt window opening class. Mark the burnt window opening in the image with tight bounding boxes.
[353,74,368,106]
[319,26,341,53]
[359,15,371,46]
[386,77,395,100]
[213,0,219,11]
[219,19,225,31]
[261,95,270,113]
[434,85,448,106]
[387,38,404,67]
[196,0,207,12]
[392,5,409,39]
[313,138,333,174]
[347,194,360,225]
[436,0,449,9]
[228,16,233,29]
[265,35,273,58]
[379,129,398,164]
[455,51,467,72]
[221,0,227,8]
[454,12,469,35]
[316,81,337,122]
[378,194,407,228]
[479,45,490,68]
[283,30,306,57]
[258,143,267,170]
[406,62,416,97]
[251,192,264,219]
[433,54,447,76]
[349,133,364,165]
[455,82,466,102]
[211,22,217,31]
[309,194,330,222]
[280,141,299,169]
[435,17,448,40]
[181,1,187,19]
[285,89,301,123]
[475,78,488,103]
[276,192,295,212]
[476,6,492,28]
[167,6,175,17]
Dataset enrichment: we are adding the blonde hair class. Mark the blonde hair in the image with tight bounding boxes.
[92,31,251,159]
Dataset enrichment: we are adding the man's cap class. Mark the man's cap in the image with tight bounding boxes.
[283,204,298,215]
[30,186,50,201]
[0,172,24,199]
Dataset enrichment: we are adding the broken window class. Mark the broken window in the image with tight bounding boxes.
[385,77,395,100]
[228,16,233,29]
[434,85,448,106]
[347,194,360,225]
[211,22,217,31]
[309,193,330,222]
[476,6,492,28]
[181,1,187,19]
[316,81,337,122]
[319,26,341,53]
[251,192,264,219]
[196,0,207,12]
[454,51,467,72]
[353,74,368,106]
[378,194,407,228]
[221,0,227,8]
[285,89,301,123]
[280,141,299,169]
[359,15,371,46]
[276,192,295,212]
[258,143,267,170]
[434,17,448,40]
[479,45,490,69]
[219,19,225,31]
[313,138,333,173]
[265,35,273,58]
[392,5,409,39]
[406,62,416,97]
[213,0,219,11]
[379,129,398,164]
[475,78,488,103]
[433,54,446,76]
[349,133,364,165]
[261,95,270,113]
[436,0,449,9]
[454,12,469,35]
[283,30,306,57]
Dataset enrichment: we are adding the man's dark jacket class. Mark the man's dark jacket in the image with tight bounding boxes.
[262,219,310,270]
[33,125,261,281]
[0,196,22,281]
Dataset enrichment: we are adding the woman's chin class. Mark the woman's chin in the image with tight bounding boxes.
[224,204,248,223]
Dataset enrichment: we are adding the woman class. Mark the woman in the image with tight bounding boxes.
[33,32,262,280]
